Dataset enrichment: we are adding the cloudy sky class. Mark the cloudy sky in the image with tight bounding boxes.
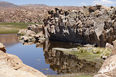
[0,0,116,6]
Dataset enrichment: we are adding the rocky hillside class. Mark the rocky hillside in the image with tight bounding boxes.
[0,1,18,7]
[0,1,83,23]
[20,4,48,7]
[43,5,116,47]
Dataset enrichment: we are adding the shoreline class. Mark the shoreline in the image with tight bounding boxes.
[0,43,47,77]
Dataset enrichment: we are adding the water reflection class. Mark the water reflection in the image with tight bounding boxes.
[0,34,103,75]
[43,40,103,75]
[0,34,20,47]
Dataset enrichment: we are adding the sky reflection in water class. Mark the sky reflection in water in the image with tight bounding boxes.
[0,34,102,75]
[0,34,56,75]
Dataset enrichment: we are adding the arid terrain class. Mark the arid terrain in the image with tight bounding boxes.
[0,1,83,23]
[2,1,116,77]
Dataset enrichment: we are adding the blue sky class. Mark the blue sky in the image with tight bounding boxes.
[0,0,116,6]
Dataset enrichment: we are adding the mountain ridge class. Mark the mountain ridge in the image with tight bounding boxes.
[0,1,19,7]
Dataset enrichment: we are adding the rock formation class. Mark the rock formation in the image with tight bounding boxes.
[17,24,44,42]
[43,5,116,47]
[0,43,47,77]
[94,55,116,77]
[94,40,116,77]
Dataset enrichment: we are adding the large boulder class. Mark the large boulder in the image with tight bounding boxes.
[105,43,113,50]
[25,30,36,36]
[94,55,116,77]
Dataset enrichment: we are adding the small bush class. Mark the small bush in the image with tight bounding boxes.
[77,46,80,49]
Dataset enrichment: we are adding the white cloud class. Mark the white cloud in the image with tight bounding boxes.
[92,0,116,5]
[80,2,86,6]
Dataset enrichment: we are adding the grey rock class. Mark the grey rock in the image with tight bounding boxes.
[43,5,116,46]
[94,55,116,77]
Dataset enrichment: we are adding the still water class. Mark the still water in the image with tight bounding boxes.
[0,34,103,75]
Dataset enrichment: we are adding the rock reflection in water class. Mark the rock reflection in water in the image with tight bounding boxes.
[43,40,102,74]
[0,34,19,47]
[23,41,44,48]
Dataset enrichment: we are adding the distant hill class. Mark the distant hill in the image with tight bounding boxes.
[20,4,48,7]
[0,1,19,7]
[0,1,83,23]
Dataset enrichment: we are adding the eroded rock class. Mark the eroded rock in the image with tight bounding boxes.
[94,55,116,77]
[17,24,44,42]
[43,5,116,47]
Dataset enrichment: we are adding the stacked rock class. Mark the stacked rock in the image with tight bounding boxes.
[43,5,116,47]
[17,24,44,42]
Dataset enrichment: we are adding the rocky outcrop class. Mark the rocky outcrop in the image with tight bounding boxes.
[0,43,46,77]
[43,5,116,47]
[94,40,116,77]
[28,24,43,33]
[94,55,116,77]
[17,24,44,42]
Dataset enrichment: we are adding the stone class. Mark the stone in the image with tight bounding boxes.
[83,6,90,16]
[20,36,29,42]
[25,30,36,36]
[94,10,102,17]
[17,23,44,43]
[34,31,44,40]
[105,43,113,49]
[69,11,77,18]
[94,55,116,77]
[89,6,97,13]
[28,24,43,33]
[110,40,116,55]
[104,19,113,29]
[17,29,27,36]
[0,43,6,52]
[94,74,110,77]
